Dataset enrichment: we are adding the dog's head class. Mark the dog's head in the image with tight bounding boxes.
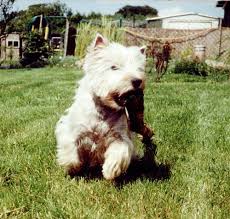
[83,34,146,110]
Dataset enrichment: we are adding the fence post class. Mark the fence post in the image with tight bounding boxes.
[218,18,223,57]
[132,16,135,28]
[64,18,69,58]
[4,34,7,60]
[119,17,122,27]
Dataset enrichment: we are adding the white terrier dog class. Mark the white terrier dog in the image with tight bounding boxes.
[55,34,146,180]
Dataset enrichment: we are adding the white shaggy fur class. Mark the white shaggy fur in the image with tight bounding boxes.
[55,34,146,180]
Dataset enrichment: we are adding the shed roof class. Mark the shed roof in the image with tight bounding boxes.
[146,12,219,21]
[216,1,228,7]
[0,32,21,38]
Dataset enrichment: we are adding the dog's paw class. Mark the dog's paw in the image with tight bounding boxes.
[66,163,83,178]
[102,152,130,180]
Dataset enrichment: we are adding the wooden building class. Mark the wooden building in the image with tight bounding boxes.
[217,1,230,27]
[0,33,22,61]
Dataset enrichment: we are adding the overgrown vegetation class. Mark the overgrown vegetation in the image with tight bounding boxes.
[0,66,230,218]
[146,58,230,82]
[171,59,208,76]
[4,1,71,34]
[75,18,125,58]
[20,32,50,68]
[172,59,229,81]
[0,59,21,69]
[3,1,158,34]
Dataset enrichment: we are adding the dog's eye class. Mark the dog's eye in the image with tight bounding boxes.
[138,67,145,72]
[111,65,119,70]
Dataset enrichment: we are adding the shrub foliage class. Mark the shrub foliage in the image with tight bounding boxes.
[173,59,208,76]
[170,59,230,81]
[20,32,50,67]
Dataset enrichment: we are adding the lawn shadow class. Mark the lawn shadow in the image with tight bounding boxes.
[69,139,171,186]
[114,138,171,188]
[114,158,171,188]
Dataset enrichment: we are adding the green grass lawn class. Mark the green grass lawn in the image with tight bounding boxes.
[0,67,230,218]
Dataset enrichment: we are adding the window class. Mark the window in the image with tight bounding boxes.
[8,41,13,47]
[7,40,19,47]
[14,41,19,47]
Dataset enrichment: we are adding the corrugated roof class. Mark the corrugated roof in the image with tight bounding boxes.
[146,12,219,21]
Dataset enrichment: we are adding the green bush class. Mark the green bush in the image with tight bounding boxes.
[169,59,229,81]
[172,59,208,76]
[48,55,62,67]
[208,66,230,82]
[20,32,50,68]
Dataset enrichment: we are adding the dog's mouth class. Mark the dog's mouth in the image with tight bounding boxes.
[114,89,143,107]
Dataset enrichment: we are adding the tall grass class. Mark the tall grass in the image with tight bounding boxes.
[75,17,125,59]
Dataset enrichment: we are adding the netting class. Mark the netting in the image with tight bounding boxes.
[124,27,230,62]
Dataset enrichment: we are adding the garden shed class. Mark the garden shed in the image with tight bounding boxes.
[217,1,230,27]
[146,13,220,29]
[0,33,22,61]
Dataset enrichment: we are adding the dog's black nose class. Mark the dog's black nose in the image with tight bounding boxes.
[132,79,142,89]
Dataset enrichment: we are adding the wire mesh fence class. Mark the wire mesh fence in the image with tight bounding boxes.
[124,27,230,63]
[75,17,230,64]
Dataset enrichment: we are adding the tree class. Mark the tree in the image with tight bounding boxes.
[87,12,102,20]
[27,1,70,17]
[115,5,158,19]
[0,0,15,33]
[70,12,84,24]
[6,1,71,34]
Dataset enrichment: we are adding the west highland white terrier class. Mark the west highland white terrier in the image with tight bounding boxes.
[55,34,146,180]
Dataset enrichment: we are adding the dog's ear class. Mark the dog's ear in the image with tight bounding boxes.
[94,33,109,48]
[140,46,146,55]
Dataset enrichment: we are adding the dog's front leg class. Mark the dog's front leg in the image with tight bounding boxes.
[102,141,133,180]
